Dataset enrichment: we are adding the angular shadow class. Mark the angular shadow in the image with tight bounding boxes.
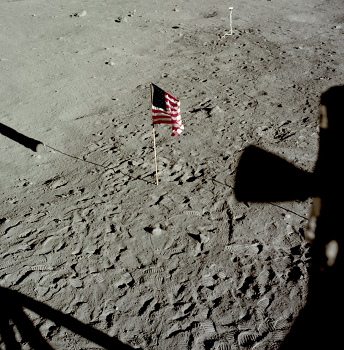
[234,145,316,202]
[0,286,136,350]
[0,123,42,152]
[234,85,344,349]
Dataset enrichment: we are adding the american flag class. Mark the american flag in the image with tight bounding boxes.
[151,83,184,136]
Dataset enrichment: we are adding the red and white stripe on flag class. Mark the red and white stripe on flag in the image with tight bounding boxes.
[151,84,184,136]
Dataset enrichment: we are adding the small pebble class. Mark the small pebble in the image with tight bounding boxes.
[152,227,163,236]
[71,10,87,17]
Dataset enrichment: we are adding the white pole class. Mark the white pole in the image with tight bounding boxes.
[229,7,233,35]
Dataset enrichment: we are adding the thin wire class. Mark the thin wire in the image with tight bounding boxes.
[211,178,308,221]
[44,144,115,171]
[267,202,309,221]
[44,144,309,220]
[43,144,153,184]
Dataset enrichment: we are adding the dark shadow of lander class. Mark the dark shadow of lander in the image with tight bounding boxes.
[234,85,344,349]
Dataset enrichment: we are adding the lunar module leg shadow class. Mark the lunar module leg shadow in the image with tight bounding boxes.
[234,85,344,349]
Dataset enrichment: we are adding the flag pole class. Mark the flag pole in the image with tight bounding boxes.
[229,7,233,35]
[150,83,159,185]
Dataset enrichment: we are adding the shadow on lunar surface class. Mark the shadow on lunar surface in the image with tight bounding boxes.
[0,122,43,152]
[234,145,316,203]
[0,122,153,184]
[234,85,344,349]
[0,286,136,350]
